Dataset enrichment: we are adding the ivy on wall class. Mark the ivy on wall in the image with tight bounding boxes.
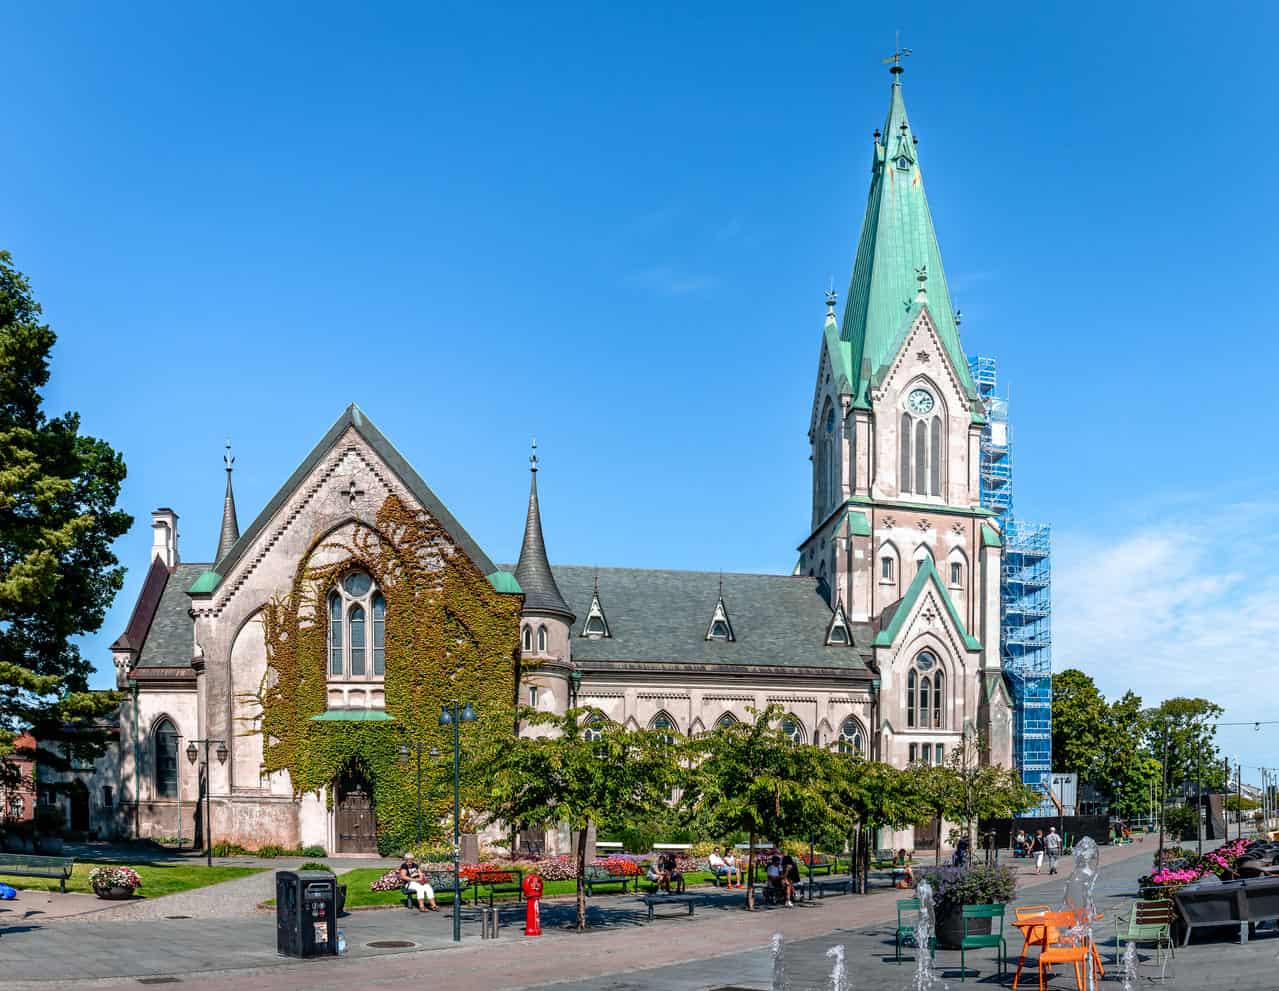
[255,494,521,854]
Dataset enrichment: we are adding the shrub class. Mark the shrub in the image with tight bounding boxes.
[210,841,249,857]
[1163,805,1199,840]
[255,845,286,858]
[915,864,1016,909]
[300,846,327,858]
[299,862,332,873]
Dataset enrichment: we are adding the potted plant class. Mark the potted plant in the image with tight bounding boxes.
[89,866,142,900]
[915,863,1016,948]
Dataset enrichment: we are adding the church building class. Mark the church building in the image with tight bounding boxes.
[84,65,1013,854]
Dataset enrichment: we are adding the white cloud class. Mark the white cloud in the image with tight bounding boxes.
[1053,502,1279,775]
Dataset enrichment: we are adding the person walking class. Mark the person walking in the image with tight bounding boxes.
[1045,826,1063,875]
[1031,829,1046,874]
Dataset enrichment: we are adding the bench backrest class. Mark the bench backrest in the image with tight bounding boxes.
[0,854,74,872]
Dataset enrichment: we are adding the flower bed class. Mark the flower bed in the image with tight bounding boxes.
[369,855,652,892]
[1139,839,1252,896]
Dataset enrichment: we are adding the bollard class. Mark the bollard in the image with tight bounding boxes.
[486,906,499,938]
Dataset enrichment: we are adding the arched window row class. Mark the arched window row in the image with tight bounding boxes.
[522,624,551,654]
[837,717,865,755]
[328,571,385,680]
[906,650,945,729]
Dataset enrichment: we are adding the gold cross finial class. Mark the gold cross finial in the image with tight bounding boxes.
[882,32,912,75]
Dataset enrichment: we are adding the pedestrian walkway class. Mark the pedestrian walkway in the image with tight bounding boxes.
[0,841,1157,990]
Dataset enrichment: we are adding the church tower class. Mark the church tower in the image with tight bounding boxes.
[802,58,1013,770]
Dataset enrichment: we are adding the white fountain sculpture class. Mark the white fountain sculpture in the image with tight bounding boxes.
[1060,836,1102,991]
[825,943,848,991]
[771,931,787,991]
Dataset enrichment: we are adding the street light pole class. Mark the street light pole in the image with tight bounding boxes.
[439,700,476,943]
[185,738,228,869]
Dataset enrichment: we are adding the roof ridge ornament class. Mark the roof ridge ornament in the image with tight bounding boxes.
[529,437,538,473]
[915,265,928,303]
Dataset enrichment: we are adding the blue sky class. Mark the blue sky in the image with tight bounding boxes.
[5,3,1277,780]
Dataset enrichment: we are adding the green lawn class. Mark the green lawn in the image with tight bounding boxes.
[332,867,723,909]
[0,862,264,898]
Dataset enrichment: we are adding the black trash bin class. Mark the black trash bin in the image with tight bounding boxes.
[276,870,338,958]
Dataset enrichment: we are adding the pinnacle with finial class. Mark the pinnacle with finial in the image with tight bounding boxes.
[529,437,538,473]
[224,441,235,472]
[882,32,912,75]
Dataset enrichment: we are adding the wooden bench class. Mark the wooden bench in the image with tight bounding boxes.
[583,864,632,896]
[801,854,837,876]
[471,867,524,906]
[0,853,75,893]
[643,892,695,921]
[402,869,471,908]
[802,874,853,900]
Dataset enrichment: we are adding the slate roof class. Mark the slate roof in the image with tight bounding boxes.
[134,563,209,667]
[215,465,240,564]
[514,468,573,619]
[211,404,499,583]
[541,565,872,672]
[110,556,171,651]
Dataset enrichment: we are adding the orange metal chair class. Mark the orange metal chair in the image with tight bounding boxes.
[1037,944,1089,991]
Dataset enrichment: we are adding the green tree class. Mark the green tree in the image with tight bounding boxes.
[0,251,129,773]
[1144,698,1226,797]
[825,754,921,890]
[680,706,831,909]
[479,707,678,930]
[1050,668,1113,785]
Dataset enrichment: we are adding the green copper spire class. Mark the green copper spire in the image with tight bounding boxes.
[838,67,979,410]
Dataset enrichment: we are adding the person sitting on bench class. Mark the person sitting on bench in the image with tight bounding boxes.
[709,846,741,888]
[398,853,438,912]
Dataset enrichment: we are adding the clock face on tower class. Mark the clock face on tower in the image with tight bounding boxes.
[907,388,935,415]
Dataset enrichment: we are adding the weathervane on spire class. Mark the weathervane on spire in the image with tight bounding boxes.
[826,277,837,316]
[883,32,912,75]
[224,441,234,472]
[529,438,539,473]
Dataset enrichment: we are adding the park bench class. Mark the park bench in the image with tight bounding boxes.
[471,866,524,906]
[642,892,696,921]
[402,869,471,909]
[0,853,75,893]
[800,853,837,876]
[802,875,853,900]
[583,863,632,896]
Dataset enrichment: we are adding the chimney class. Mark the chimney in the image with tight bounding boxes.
[152,508,179,568]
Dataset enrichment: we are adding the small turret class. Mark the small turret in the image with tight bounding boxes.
[215,443,240,565]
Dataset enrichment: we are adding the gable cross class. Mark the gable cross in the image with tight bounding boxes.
[338,477,365,507]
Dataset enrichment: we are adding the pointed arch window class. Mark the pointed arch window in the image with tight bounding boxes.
[650,712,678,746]
[714,713,738,732]
[327,571,385,682]
[522,626,533,652]
[837,717,865,755]
[900,387,945,497]
[780,715,805,745]
[583,715,607,759]
[908,650,944,729]
[537,625,548,653]
[154,718,178,799]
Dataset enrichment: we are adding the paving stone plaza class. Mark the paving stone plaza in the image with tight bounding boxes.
[3,840,1278,989]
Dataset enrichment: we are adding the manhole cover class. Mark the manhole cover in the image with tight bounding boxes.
[164,915,192,920]
[137,980,182,986]
[367,940,417,949]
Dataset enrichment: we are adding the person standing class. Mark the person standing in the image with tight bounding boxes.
[1032,829,1046,874]
[1045,827,1063,875]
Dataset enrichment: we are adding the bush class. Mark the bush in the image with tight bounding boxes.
[300,846,326,858]
[255,844,286,858]
[915,864,1016,909]
[1163,805,1199,840]
[299,862,333,872]
[210,841,249,857]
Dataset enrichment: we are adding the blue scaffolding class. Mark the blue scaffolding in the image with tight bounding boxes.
[968,356,1053,806]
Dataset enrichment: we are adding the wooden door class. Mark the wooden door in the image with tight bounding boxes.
[336,777,377,853]
[914,817,939,850]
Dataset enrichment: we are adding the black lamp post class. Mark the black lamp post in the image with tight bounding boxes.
[569,668,582,707]
[440,700,476,943]
[398,741,440,847]
[186,738,228,868]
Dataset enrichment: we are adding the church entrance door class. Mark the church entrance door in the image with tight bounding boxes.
[914,816,939,851]
[335,770,378,854]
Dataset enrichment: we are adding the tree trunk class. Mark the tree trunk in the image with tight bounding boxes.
[935,814,942,866]
[746,832,756,911]
[575,821,589,930]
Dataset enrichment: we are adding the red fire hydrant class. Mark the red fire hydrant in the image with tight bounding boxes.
[522,874,543,935]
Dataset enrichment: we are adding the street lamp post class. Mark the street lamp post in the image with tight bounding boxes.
[397,741,440,847]
[185,738,228,868]
[439,700,476,943]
